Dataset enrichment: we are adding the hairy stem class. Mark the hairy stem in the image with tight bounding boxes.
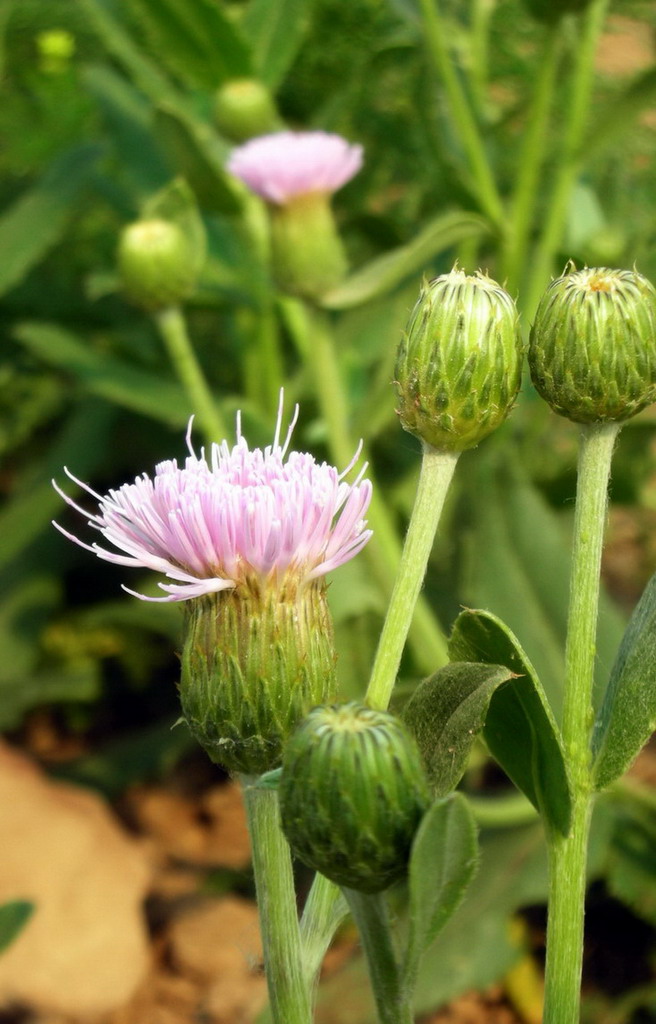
[543,421,619,1024]
[366,443,458,710]
[241,780,311,1024]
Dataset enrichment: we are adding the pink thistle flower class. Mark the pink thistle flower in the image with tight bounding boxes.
[226,130,363,204]
[53,397,372,603]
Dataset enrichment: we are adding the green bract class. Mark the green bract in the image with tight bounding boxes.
[180,585,336,775]
[522,0,592,23]
[395,269,523,452]
[279,702,431,893]
[529,266,656,423]
[117,218,199,311]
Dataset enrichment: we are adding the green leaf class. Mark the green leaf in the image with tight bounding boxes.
[459,453,625,719]
[83,65,170,196]
[0,902,34,955]
[605,796,656,927]
[583,67,656,162]
[402,661,517,796]
[127,0,251,90]
[242,0,310,88]
[449,609,572,836]
[154,104,243,214]
[0,144,102,297]
[405,794,478,976]
[78,0,179,104]
[0,400,113,569]
[592,572,656,790]
[321,211,489,310]
[13,322,192,428]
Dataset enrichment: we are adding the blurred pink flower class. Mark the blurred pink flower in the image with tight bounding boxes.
[53,398,372,602]
[227,130,363,204]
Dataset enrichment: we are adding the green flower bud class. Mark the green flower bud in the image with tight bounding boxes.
[395,269,523,452]
[529,266,656,423]
[213,79,279,142]
[280,702,431,893]
[180,583,336,776]
[117,219,199,311]
[271,193,348,301]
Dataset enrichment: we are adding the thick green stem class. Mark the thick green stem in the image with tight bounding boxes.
[525,0,610,315]
[543,421,619,1024]
[366,443,458,710]
[418,0,504,227]
[240,780,311,1024]
[503,25,561,294]
[154,305,228,445]
[282,299,449,674]
[343,888,414,1024]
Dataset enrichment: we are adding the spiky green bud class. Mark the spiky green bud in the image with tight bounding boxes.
[213,79,279,141]
[529,266,656,423]
[179,584,336,776]
[117,219,199,311]
[279,702,431,893]
[395,269,523,452]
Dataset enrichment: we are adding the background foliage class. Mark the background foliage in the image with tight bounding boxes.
[2,0,656,1019]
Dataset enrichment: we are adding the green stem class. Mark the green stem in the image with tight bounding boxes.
[154,305,228,445]
[418,0,504,227]
[240,779,311,1024]
[524,0,610,316]
[503,25,561,294]
[543,420,619,1024]
[468,0,494,118]
[300,874,349,990]
[283,299,449,675]
[366,443,458,710]
[343,888,414,1024]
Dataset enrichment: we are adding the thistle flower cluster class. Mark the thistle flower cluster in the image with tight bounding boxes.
[54,402,372,603]
[227,130,363,204]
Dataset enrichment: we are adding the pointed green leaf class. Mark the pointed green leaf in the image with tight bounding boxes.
[449,610,572,835]
[592,573,656,790]
[0,901,34,955]
[83,65,170,196]
[405,794,478,976]
[402,662,517,796]
[0,144,102,297]
[321,211,489,310]
[13,322,192,428]
[154,105,243,214]
[78,0,179,104]
[127,0,251,89]
[242,0,310,88]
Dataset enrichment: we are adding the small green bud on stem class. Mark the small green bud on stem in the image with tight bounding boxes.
[117,218,199,311]
[395,268,523,452]
[180,582,336,775]
[280,702,431,893]
[213,78,279,141]
[529,266,656,423]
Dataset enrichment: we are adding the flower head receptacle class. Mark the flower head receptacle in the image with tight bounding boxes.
[529,266,656,423]
[280,702,431,893]
[53,397,372,774]
[395,268,523,452]
[227,131,363,301]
